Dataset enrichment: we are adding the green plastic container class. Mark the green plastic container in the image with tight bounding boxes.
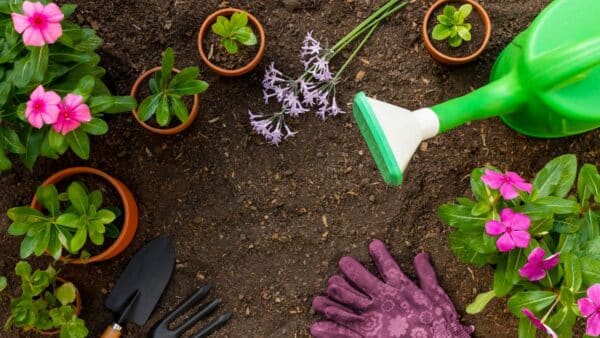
[353,0,600,186]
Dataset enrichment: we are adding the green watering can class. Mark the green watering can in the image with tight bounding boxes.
[353,0,600,186]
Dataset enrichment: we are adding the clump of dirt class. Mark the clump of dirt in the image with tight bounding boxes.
[203,27,260,70]
[427,1,486,58]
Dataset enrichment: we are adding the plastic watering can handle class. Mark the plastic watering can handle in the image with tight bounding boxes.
[432,37,600,132]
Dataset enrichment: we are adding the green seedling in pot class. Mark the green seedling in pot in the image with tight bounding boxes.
[7,181,120,261]
[2,262,88,337]
[353,0,600,186]
[138,48,209,127]
[211,11,258,54]
[432,4,472,47]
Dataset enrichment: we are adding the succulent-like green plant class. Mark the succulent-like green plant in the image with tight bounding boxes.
[431,4,473,48]
[138,48,209,127]
[2,262,88,337]
[211,11,257,54]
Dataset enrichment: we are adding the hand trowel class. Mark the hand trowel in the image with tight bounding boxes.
[101,236,175,337]
[354,0,600,186]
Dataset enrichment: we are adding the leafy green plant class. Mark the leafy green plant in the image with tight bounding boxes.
[2,261,88,337]
[137,48,209,127]
[0,1,136,172]
[431,4,472,47]
[211,11,258,54]
[439,155,600,337]
[7,181,120,261]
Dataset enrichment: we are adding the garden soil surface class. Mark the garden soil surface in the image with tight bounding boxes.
[2,0,596,337]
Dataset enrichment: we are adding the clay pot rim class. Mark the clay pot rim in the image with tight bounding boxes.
[37,276,82,336]
[31,166,139,264]
[198,8,266,77]
[422,0,491,65]
[130,66,200,135]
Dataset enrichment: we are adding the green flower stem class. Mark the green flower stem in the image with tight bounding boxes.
[334,23,378,80]
[541,294,561,322]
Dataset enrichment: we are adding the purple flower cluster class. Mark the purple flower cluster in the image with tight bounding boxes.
[249,32,346,145]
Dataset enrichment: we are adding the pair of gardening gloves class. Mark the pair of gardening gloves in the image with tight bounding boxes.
[311,240,473,338]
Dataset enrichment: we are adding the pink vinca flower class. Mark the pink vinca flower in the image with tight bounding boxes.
[481,169,533,200]
[519,248,559,281]
[578,284,600,336]
[11,1,64,47]
[53,94,91,135]
[25,85,60,129]
[522,309,557,338]
[485,208,531,252]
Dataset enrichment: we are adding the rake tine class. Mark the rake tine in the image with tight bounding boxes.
[173,298,221,336]
[189,311,232,338]
[164,284,212,327]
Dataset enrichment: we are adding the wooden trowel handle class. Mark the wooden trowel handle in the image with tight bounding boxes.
[101,323,122,338]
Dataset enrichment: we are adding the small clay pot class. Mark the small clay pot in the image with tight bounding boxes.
[130,66,200,135]
[37,277,82,336]
[31,167,139,264]
[422,0,491,65]
[198,8,266,77]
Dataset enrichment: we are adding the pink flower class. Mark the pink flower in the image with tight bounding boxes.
[485,208,531,252]
[52,94,91,135]
[481,169,532,200]
[25,85,60,128]
[578,284,600,336]
[11,1,64,47]
[519,248,559,281]
[522,309,557,338]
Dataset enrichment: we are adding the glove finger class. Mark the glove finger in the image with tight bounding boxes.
[327,279,372,310]
[339,256,382,296]
[310,321,362,338]
[414,253,458,315]
[312,296,357,317]
[368,239,412,289]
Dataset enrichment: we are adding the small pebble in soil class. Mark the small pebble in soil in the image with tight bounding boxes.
[369,195,376,202]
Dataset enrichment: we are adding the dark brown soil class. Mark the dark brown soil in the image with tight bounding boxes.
[428,1,486,58]
[4,1,593,338]
[204,25,260,70]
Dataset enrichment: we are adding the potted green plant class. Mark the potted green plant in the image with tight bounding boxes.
[7,167,137,264]
[1,261,87,337]
[131,48,208,135]
[422,0,491,64]
[198,8,266,77]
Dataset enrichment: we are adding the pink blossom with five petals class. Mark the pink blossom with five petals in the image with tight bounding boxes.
[481,169,533,200]
[578,284,600,336]
[11,1,64,46]
[519,247,559,281]
[25,85,60,129]
[52,94,91,135]
[485,208,531,252]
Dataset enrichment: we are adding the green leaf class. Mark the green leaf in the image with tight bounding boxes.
[7,207,44,221]
[437,15,452,26]
[29,45,49,82]
[70,227,87,253]
[61,4,77,17]
[230,11,248,29]
[170,80,209,96]
[73,75,95,100]
[95,209,116,224]
[80,118,108,135]
[493,258,513,296]
[438,203,487,232]
[581,257,600,286]
[156,94,170,127]
[547,305,576,338]
[33,228,51,256]
[67,182,89,215]
[48,231,61,261]
[457,26,471,41]
[505,249,527,285]
[55,213,81,228]
[448,34,462,47]
[211,16,229,37]
[466,290,495,314]
[563,253,582,291]
[457,4,473,21]
[15,261,32,278]
[161,48,174,89]
[448,231,495,267]
[66,129,90,160]
[169,68,201,90]
[103,96,137,114]
[518,317,536,338]
[8,221,30,235]
[89,96,115,113]
[0,82,11,107]
[534,196,579,214]
[19,235,36,258]
[579,164,600,202]
[432,24,452,40]
[89,190,102,209]
[1,125,26,154]
[0,276,6,292]
[507,291,556,317]
[137,94,162,122]
[48,130,66,152]
[235,27,257,46]
[471,168,492,202]
[222,37,238,54]
[443,5,457,18]
[19,126,44,169]
[55,283,77,305]
[37,185,60,216]
[170,96,189,124]
[553,217,581,234]
[0,149,12,172]
[532,154,577,200]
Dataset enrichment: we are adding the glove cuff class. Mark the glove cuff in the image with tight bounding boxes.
[447,321,474,338]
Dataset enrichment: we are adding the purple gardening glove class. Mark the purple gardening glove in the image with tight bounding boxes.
[311,240,473,338]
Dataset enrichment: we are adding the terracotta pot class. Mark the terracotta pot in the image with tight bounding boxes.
[422,0,491,65]
[198,8,266,77]
[37,277,82,336]
[130,66,200,135]
[31,167,139,264]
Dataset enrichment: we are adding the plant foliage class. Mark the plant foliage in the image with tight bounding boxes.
[211,11,257,54]
[431,4,473,47]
